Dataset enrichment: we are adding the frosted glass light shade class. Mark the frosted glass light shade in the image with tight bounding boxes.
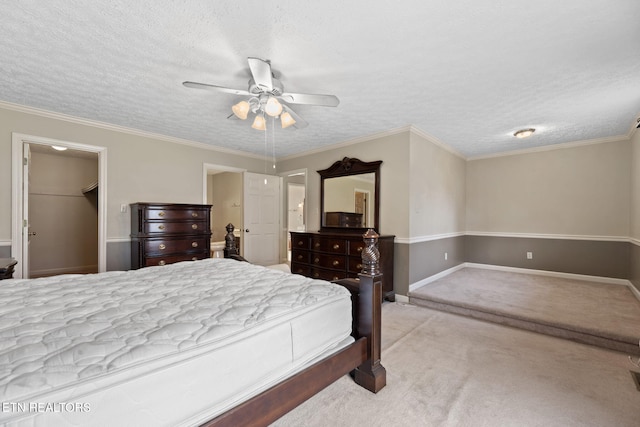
[232,101,250,120]
[251,114,267,130]
[280,111,296,128]
[265,97,283,117]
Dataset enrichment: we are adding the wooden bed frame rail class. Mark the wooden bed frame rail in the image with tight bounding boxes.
[201,225,386,426]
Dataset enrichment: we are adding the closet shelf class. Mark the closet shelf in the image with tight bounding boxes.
[82,181,98,194]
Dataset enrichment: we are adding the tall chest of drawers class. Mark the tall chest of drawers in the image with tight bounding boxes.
[130,203,212,269]
[290,231,395,301]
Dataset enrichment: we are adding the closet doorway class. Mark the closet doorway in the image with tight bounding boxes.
[11,134,107,279]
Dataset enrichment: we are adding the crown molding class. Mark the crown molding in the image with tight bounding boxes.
[279,124,466,162]
[467,134,630,161]
[279,125,415,161]
[408,125,467,159]
[0,100,269,161]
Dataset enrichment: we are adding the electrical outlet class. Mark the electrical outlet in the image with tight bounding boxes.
[444,252,448,260]
[120,204,128,213]
[526,251,533,259]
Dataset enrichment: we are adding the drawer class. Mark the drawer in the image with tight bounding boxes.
[144,220,209,234]
[348,256,364,274]
[144,208,209,221]
[144,237,209,255]
[349,240,366,256]
[310,267,347,282]
[143,251,208,267]
[291,234,310,250]
[311,237,347,254]
[291,262,311,276]
[310,253,347,270]
[291,249,310,264]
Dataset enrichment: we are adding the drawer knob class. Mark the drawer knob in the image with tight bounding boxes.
[192,257,198,261]
[314,257,320,263]
[357,246,363,252]
[191,212,199,218]
[192,242,198,247]
[333,244,340,250]
[332,260,340,266]
[192,224,198,230]
[298,240,304,246]
[333,276,339,281]
[158,225,165,230]
[357,263,363,269]
[158,211,165,217]
[314,242,320,248]
[158,260,166,266]
[158,243,166,250]
[297,254,303,260]
[314,272,320,278]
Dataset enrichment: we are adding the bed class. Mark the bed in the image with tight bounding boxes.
[0,227,385,426]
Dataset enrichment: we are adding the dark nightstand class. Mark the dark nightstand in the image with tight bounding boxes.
[0,258,17,280]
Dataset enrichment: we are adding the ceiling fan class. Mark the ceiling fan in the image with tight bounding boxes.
[183,57,340,130]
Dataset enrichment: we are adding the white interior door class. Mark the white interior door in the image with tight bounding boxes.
[243,172,281,265]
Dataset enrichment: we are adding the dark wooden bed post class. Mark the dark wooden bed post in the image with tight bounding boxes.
[352,229,387,392]
[223,223,248,262]
[223,223,239,258]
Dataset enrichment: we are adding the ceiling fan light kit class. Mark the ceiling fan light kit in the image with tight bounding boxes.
[184,57,339,131]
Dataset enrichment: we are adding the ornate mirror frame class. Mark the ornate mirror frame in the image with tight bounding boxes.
[318,157,382,232]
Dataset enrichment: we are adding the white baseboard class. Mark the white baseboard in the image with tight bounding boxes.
[409,263,466,292]
[464,263,632,286]
[394,294,410,304]
[409,262,640,303]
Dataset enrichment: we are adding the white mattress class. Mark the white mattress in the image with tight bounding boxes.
[0,258,353,426]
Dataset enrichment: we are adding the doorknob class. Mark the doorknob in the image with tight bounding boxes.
[28,231,37,236]
[245,229,250,233]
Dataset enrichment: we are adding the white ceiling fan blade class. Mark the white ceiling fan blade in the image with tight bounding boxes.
[247,57,274,92]
[284,106,308,129]
[183,81,251,96]
[280,92,339,107]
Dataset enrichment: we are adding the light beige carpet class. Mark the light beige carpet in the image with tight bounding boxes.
[273,303,640,427]
[409,267,640,355]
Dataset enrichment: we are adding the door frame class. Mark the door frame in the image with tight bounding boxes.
[11,133,107,278]
[278,168,307,263]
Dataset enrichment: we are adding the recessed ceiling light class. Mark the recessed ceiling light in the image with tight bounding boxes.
[513,128,535,139]
[51,145,68,151]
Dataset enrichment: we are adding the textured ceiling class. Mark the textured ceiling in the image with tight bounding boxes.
[1,0,639,159]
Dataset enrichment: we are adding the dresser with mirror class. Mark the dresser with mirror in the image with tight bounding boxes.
[290,157,395,301]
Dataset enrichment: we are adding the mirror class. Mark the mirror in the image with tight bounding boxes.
[318,157,382,232]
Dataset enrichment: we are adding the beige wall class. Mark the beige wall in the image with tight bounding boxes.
[631,129,640,240]
[466,140,631,237]
[278,128,468,297]
[277,130,411,239]
[0,105,267,255]
[631,129,640,292]
[409,132,466,237]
